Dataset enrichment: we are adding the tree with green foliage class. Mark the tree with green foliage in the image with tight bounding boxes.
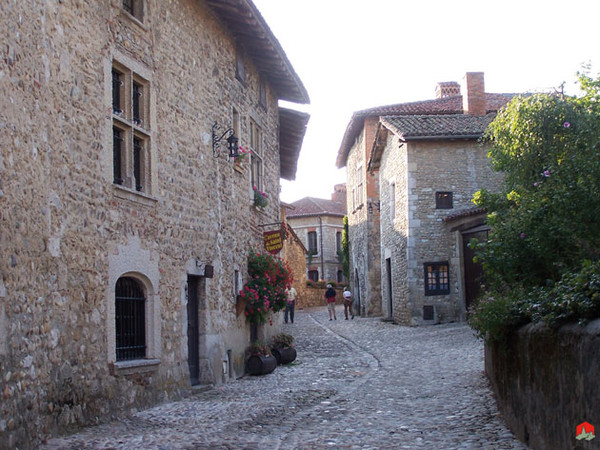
[469,69,600,342]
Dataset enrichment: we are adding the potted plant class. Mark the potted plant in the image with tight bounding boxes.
[234,146,251,165]
[253,186,268,208]
[270,332,297,365]
[245,340,277,375]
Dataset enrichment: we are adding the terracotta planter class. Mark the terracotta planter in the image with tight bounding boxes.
[246,354,277,375]
[271,346,297,365]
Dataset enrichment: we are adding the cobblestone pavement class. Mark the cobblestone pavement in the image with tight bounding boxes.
[42,307,527,449]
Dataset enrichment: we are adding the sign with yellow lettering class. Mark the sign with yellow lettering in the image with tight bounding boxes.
[264,229,283,255]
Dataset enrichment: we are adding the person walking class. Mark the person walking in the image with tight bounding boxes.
[342,287,354,320]
[324,284,337,321]
[285,285,297,324]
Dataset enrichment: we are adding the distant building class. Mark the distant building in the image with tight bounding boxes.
[286,185,347,284]
[337,73,516,323]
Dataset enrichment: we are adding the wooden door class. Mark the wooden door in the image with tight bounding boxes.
[462,230,487,311]
[187,276,200,386]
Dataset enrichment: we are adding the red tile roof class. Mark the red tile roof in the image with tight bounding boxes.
[442,207,488,223]
[336,93,515,168]
[381,112,497,140]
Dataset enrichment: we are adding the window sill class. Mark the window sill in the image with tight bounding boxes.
[110,358,160,376]
[119,8,148,32]
[113,184,158,207]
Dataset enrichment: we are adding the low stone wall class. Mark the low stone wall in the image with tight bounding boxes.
[297,287,343,309]
[485,319,600,449]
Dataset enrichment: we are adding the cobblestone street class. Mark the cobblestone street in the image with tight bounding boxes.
[42,307,527,449]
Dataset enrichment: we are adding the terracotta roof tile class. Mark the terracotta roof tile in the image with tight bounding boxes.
[442,207,488,222]
[336,93,515,167]
[381,112,496,139]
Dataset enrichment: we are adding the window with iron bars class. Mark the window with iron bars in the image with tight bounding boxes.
[112,63,151,193]
[115,277,146,361]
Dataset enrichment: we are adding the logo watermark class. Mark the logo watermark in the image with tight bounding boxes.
[576,422,595,441]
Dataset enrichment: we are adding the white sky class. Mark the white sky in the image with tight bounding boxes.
[252,0,600,204]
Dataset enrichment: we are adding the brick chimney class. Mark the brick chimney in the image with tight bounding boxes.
[462,72,486,115]
[435,81,461,99]
[331,183,346,204]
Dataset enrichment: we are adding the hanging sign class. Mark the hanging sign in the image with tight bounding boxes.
[264,229,283,255]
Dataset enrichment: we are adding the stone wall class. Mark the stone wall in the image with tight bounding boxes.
[377,135,503,325]
[346,119,381,317]
[0,1,290,448]
[485,320,600,450]
[297,287,344,309]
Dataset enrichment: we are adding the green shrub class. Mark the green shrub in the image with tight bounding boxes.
[469,68,600,342]
[470,260,600,343]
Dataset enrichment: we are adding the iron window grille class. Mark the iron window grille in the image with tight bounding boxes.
[113,127,124,185]
[424,262,450,295]
[115,277,146,361]
[112,61,150,193]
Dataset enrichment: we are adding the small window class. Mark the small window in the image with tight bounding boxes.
[112,61,151,194]
[356,166,364,206]
[337,270,343,283]
[235,47,246,84]
[234,270,241,297]
[436,191,453,209]
[423,305,435,321]
[250,120,263,191]
[259,78,267,109]
[424,262,450,295]
[390,182,396,220]
[308,231,318,254]
[115,277,146,361]
[308,270,319,282]
[336,231,342,253]
[122,0,144,22]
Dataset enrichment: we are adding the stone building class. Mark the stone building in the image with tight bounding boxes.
[286,185,347,285]
[0,1,309,448]
[280,203,308,309]
[337,73,515,324]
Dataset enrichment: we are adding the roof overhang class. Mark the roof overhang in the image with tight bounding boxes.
[205,0,310,104]
[279,107,310,180]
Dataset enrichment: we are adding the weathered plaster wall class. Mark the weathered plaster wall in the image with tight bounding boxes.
[485,321,600,450]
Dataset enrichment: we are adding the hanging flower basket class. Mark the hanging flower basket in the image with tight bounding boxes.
[253,186,268,208]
